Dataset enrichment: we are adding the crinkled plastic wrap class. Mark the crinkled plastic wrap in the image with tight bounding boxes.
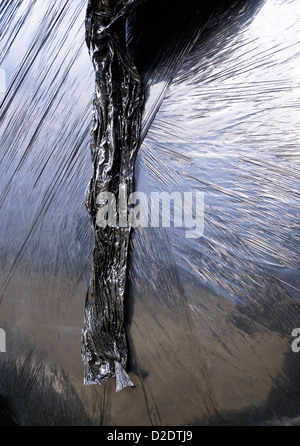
[1,0,300,426]
[81,0,144,391]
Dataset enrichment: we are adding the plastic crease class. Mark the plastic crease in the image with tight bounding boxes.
[81,0,145,390]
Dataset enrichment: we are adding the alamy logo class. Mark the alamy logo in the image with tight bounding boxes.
[291,328,300,353]
[96,185,205,238]
[0,328,6,352]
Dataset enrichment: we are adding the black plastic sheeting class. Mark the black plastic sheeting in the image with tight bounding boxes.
[1,0,300,426]
[81,0,145,392]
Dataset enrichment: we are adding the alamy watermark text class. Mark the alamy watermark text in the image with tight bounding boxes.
[95,185,204,239]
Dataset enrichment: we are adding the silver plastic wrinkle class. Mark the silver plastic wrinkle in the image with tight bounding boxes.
[81,0,144,389]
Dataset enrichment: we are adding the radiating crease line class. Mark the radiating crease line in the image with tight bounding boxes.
[0,125,90,302]
[0,44,86,210]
